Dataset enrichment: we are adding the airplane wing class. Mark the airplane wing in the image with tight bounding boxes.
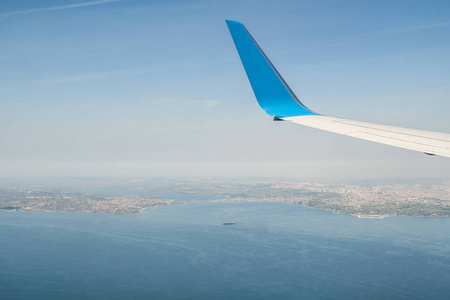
[226,20,450,158]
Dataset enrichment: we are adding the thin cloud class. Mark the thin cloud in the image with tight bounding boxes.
[3,59,231,86]
[340,21,450,41]
[321,21,450,47]
[204,100,219,108]
[280,21,450,55]
[395,21,450,32]
[0,0,123,20]
[0,58,233,88]
[147,99,221,109]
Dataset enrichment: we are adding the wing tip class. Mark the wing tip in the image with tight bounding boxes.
[226,20,243,26]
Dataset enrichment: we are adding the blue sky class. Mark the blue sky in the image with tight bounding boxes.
[1,0,450,179]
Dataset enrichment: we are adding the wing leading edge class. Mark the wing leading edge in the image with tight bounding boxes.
[226,20,450,158]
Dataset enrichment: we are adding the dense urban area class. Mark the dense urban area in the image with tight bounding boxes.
[0,178,449,217]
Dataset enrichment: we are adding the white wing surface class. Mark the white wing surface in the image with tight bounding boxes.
[284,115,450,157]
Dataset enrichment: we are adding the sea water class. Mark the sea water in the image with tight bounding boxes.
[1,202,450,299]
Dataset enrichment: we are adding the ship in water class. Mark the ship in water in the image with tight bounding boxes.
[223,222,235,225]
[357,215,385,219]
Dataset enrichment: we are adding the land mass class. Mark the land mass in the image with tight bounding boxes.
[1,178,449,217]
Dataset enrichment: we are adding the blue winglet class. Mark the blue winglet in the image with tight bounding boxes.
[226,20,316,118]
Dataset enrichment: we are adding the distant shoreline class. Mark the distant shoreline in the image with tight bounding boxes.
[1,179,449,217]
[0,199,438,219]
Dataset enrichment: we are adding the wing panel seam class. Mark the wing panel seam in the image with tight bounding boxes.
[334,120,450,143]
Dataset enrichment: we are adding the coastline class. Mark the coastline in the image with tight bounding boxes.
[4,197,449,218]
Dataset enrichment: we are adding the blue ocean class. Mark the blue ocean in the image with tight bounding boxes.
[1,202,450,299]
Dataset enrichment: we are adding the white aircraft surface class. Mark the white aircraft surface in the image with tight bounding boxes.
[226,20,450,158]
